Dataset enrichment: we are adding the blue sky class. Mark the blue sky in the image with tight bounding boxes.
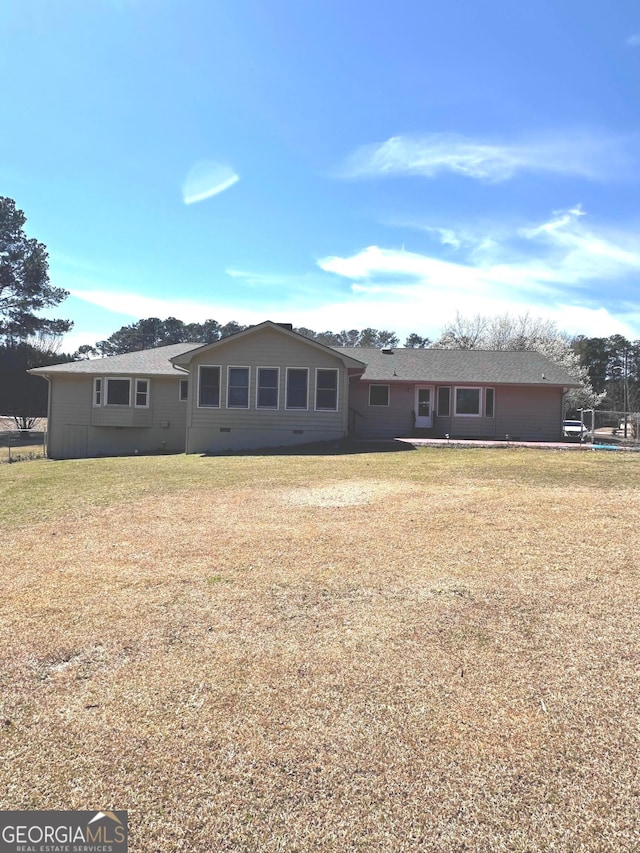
[2,0,640,351]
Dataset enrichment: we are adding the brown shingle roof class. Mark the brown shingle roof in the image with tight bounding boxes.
[29,337,580,388]
[332,347,581,387]
[29,342,194,376]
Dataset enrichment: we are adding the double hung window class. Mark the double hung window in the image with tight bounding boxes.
[227,367,250,408]
[257,368,279,409]
[315,369,338,410]
[198,366,221,407]
[286,368,308,409]
[135,379,149,408]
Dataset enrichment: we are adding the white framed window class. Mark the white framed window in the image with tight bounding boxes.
[179,378,188,401]
[437,386,451,416]
[93,377,102,407]
[227,366,250,408]
[256,367,279,409]
[105,378,131,406]
[485,387,495,418]
[198,365,221,408]
[135,378,149,408]
[455,387,481,416]
[369,385,389,406]
[286,368,308,410]
[315,368,338,411]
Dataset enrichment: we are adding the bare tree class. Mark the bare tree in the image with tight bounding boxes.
[435,311,600,409]
[435,312,488,349]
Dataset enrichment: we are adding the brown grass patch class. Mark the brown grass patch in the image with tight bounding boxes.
[1,449,639,851]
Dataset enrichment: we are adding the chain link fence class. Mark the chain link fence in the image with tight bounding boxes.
[578,409,640,446]
[0,417,47,463]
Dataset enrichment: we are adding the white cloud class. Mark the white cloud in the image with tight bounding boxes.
[182,160,239,204]
[316,208,640,338]
[291,293,630,341]
[225,268,317,290]
[65,207,640,349]
[627,34,640,46]
[69,288,265,326]
[518,207,640,284]
[553,305,637,339]
[61,330,114,353]
[421,226,462,249]
[339,131,632,183]
[519,204,586,239]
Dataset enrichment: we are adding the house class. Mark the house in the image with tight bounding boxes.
[30,321,580,459]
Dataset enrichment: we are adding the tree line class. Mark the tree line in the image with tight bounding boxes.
[74,318,431,358]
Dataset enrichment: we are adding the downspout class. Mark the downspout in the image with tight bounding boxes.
[43,374,52,458]
[561,387,569,438]
[184,369,193,454]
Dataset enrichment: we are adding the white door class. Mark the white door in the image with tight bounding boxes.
[414,386,434,428]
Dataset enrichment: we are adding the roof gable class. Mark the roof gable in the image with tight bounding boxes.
[171,321,366,369]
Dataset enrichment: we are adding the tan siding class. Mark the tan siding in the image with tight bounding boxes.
[494,386,564,441]
[436,415,497,438]
[437,385,562,440]
[92,407,152,427]
[47,376,187,459]
[186,327,349,453]
[348,381,414,438]
[47,376,93,458]
[349,381,564,441]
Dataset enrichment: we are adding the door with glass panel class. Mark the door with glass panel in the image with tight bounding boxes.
[414,385,434,428]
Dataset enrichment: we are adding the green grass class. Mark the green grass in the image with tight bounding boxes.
[1,446,638,528]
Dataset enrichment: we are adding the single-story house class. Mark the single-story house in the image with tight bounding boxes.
[30,320,580,459]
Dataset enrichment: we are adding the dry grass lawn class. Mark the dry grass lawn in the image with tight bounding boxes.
[1,447,639,852]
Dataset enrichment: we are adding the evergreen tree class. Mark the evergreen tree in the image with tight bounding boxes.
[0,196,72,342]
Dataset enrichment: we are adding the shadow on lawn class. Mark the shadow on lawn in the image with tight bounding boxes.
[203,439,416,458]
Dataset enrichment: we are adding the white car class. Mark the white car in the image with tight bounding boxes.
[562,420,590,441]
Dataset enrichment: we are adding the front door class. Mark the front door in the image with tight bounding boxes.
[414,386,434,429]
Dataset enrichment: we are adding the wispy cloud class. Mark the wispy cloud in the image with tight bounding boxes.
[317,207,640,337]
[182,160,239,204]
[627,34,640,46]
[69,288,262,325]
[339,132,632,183]
[422,226,463,250]
[65,207,640,347]
[224,268,330,293]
